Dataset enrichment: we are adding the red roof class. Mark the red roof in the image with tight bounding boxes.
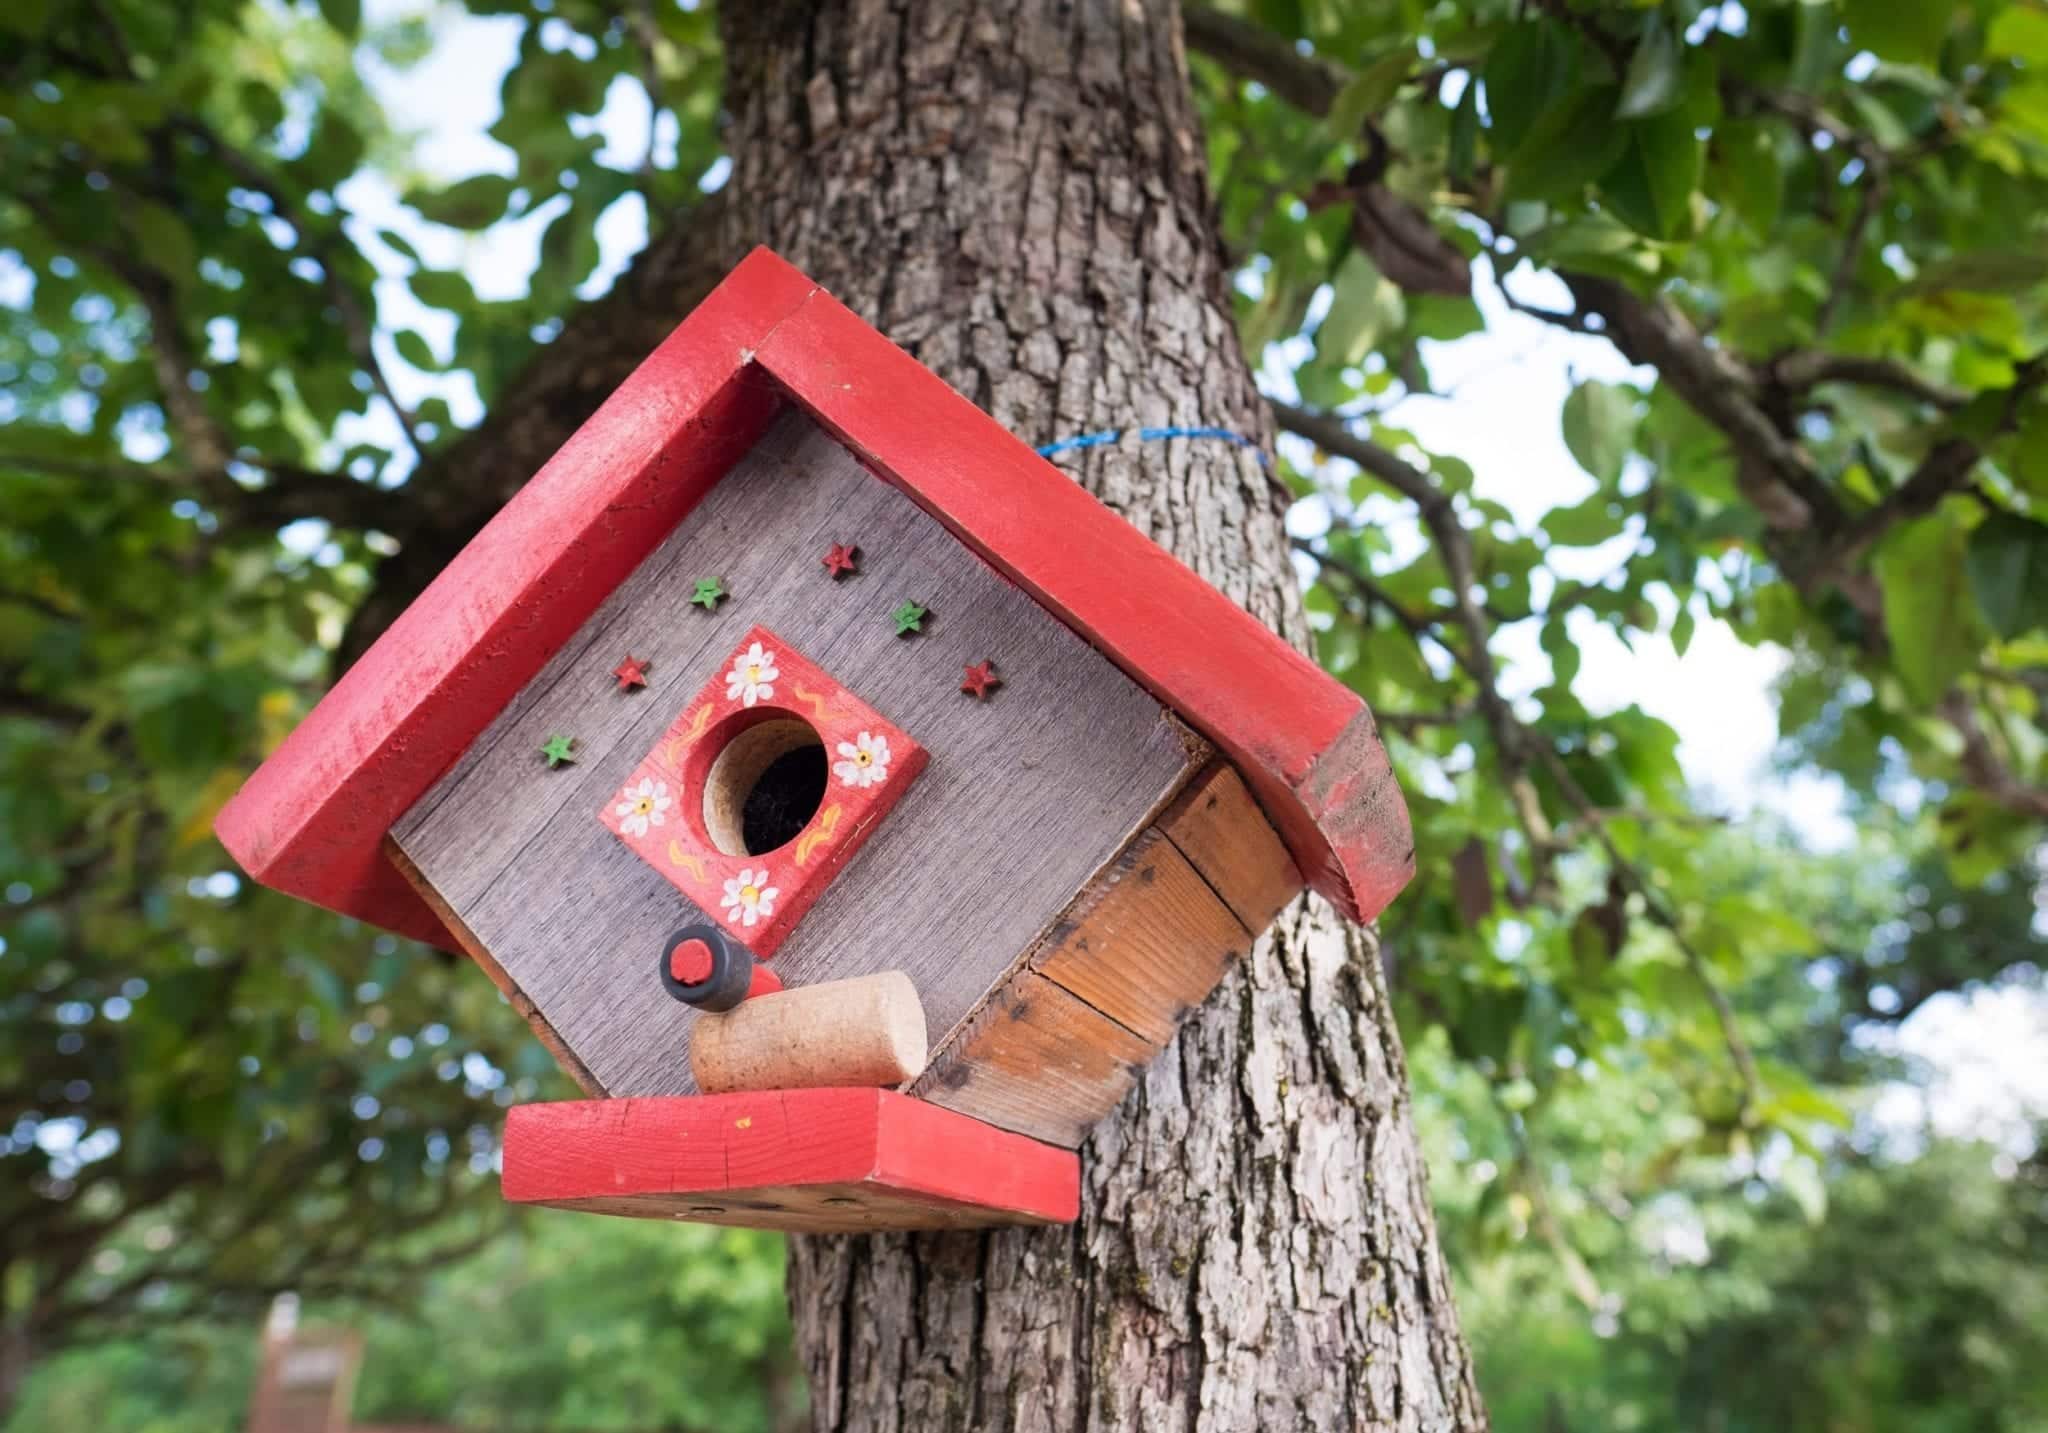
[216,249,1413,944]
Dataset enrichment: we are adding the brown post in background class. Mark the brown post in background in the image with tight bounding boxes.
[244,1297,362,1433]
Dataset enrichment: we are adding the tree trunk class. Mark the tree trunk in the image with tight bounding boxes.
[715,4,1484,1430]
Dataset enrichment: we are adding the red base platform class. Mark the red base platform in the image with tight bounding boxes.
[503,1088,1080,1232]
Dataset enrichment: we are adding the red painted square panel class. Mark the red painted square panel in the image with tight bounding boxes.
[598,625,926,957]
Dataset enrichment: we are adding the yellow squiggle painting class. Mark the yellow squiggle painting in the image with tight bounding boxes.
[789,683,835,723]
[667,840,708,882]
[660,704,713,769]
[794,804,842,865]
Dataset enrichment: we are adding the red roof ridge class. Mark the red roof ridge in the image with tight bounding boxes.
[216,248,1413,943]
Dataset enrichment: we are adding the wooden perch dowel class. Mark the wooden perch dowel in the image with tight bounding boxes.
[690,971,928,1094]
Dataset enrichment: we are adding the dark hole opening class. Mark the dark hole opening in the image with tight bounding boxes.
[741,744,828,854]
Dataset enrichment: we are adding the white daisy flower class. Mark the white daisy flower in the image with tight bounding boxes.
[833,730,891,789]
[612,776,673,837]
[724,642,780,708]
[720,867,779,927]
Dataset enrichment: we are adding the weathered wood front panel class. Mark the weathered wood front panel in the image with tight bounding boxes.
[391,412,1203,1097]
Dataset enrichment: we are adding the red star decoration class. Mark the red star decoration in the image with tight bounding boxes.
[612,655,649,691]
[960,660,1002,700]
[822,542,860,578]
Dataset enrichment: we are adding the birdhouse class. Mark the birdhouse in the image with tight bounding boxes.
[216,249,1413,1234]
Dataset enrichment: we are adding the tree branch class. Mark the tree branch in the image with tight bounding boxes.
[1764,351,1967,409]
[1182,5,1343,115]
[0,451,395,533]
[16,193,231,472]
[1294,538,1438,644]
[1816,164,1885,338]
[334,188,733,663]
[1805,357,2046,587]
[1561,273,1845,529]
[1944,690,2048,822]
[1532,746,1765,1120]
[1275,400,1563,888]
[170,117,424,457]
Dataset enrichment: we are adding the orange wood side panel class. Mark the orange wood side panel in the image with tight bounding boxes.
[1028,829,1249,1048]
[1155,763,1306,933]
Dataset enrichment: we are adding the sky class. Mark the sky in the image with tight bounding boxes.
[331,2,2043,1147]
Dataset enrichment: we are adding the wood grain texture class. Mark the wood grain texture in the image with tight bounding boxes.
[384,837,606,1098]
[911,970,1155,1148]
[390,413,1204,1098]
[215,252,817,945]
[503,1089,1079,1231]
[1027,827,1250,1048]
[1156,763,1306,934]
[904,765,1292,1147]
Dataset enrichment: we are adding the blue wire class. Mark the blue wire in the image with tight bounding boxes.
[1035,424,1270,465]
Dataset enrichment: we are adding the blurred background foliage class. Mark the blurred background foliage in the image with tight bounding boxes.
[2,0,2045,1428]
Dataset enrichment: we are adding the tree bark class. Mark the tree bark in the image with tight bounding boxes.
[716,4,1483,1429]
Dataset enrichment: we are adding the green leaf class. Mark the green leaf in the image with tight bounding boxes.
[1506,86,1631,203]
[1327,46,1415,139]
[1846,91,1912,151]
[1989,4,2048,62]
[317,0,361,37]
[1601,108,1703,240]
[128,202,199,291]
[1903,248,2048,297]
[1318,251,1403,367]
[1409,294,1486,343]
[1876,510,1986,704]
[1449,75,1480,183]
[1965,513,2048,639]
[1778,1156,1829,1225]
[1562,380,1639,485]
[1671,606,1696,657]
[1616,12,1683,120]
[408,173,516,230]
[1713,120,1782,237]
[0,0,51,35]
[1251,0,1305,39]
[2012,398,2048,499]
[409,268,474,311]
[377,229,421,264]
[1239,273,1313,355]
[1485,20,1582,143]
[1544,494,1628,547]
[532,198,602,310]
[1844,0,1954,63]
[1521,214,1661,280]
[1541,615,1582,688]
[393,330,439,371]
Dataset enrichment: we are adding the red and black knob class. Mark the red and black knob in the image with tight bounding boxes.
[658,924,779,1011]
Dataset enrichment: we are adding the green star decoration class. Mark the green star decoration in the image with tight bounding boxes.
[690,576,728,610]
[890,599,928,636]
[540,734,577,768]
